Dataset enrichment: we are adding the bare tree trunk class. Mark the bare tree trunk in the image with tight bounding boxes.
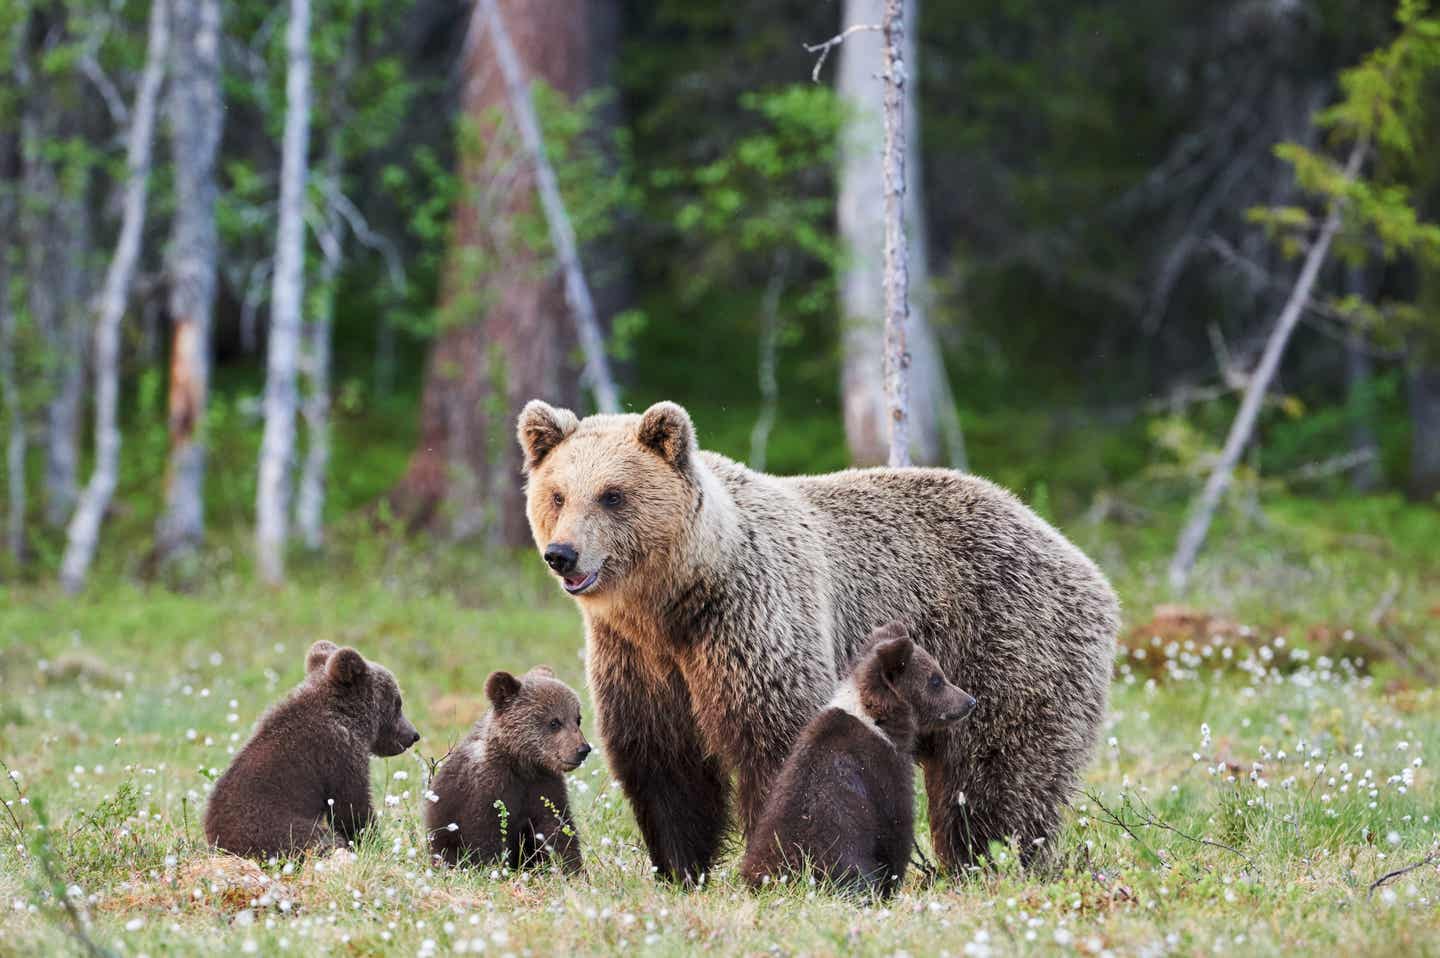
[61,0,170,593]
[0,188,23,567]
[154,0,222,564]
[838,0,961,468]
[749,251,789,471]
[1342,264,1382,493]
[880,0,910,469]
[18,47,91,531]
[391,0,613,546]
[1169,139,1366,590]
[256,0,312,585]
[1407,357,1440,502]
[295,25,360,554]
[479,0,619,414]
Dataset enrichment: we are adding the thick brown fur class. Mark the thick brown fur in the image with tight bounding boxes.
[517,399,1121,883]
[740,624,975,897]
[424,667,589,873]
[203,641,420,859]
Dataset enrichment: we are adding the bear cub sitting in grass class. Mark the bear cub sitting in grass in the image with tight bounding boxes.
[204,641,421,859]
[740,623,976,898]
[425,667,590,873]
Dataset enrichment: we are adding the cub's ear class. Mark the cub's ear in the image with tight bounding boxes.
[516,400,579,474]
[305,640,339,673]
[485,671,523,711]
[637,401,696,472]
[869,621,910,644]
[328,648,368,686]
[874,636,914,683]
[526,665,556,679]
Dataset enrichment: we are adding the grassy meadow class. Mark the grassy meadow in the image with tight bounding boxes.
[1,402,1438,956]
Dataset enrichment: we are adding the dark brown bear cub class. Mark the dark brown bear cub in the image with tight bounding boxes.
[740,623,976,898]
[204,641,420,859]
[425,667,590,872]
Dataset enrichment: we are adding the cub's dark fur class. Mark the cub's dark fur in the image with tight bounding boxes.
[425,667,590,872]
[740,624,975,897]
[204,641,420,858]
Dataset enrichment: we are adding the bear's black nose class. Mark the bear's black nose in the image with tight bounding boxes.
[578,743,592,759]
[544,542,578,575]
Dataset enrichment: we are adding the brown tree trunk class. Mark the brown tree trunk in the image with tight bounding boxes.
[391,0,610,546]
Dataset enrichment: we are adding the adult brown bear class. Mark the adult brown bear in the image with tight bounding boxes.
[517,399,1119,883]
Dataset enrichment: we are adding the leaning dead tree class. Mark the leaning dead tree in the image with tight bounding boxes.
[478,0,619,413]
[0,183,21,566]
[1168,137,1367,590]
[256,0,313,585]
[879,0,911,468]
[154,0,223,564]
[61,0,170,593]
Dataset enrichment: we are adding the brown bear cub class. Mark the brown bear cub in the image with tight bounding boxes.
[740,624,976,898]
[204,641,421,859]
[424,667,590,873]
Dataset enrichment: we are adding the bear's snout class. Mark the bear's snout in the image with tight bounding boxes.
[544,542,579,575]
[942,693,978,723]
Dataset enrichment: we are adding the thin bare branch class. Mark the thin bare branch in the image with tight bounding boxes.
[1368,852,1440,900]
[804,23,880,83]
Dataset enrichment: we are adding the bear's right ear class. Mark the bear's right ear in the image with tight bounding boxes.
[516,400,579,474]
[485,671,523,711]
[327,648,368,686]
[874,636,914,684]
[306,640,339,674]
[637,401,696,473]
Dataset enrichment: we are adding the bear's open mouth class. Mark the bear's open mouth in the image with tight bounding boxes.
[562,569,600,595]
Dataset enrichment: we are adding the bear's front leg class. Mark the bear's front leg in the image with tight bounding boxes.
[590,626,730,885]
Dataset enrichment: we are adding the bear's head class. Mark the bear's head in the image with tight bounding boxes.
[517,399,699,601]
[305,640,421,757]
[856,623,976,737]
[484,666,591,776]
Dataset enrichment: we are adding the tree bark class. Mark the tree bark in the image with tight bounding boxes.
[748,251,789,471]
[154,0,222,563]
[0,186,23,567]
[256,0,313,585]
[1407,340,1440,502]
[1342,264,1382,493]
[880,0,911,469]
[1169,139,1366,590]
[837,0,963,468]
[61,0,170,593]
[391,0,613,546]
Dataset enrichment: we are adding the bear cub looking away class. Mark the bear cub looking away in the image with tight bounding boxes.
[425,667,590,873]
[204,641,421,859]
[740,623,976,898]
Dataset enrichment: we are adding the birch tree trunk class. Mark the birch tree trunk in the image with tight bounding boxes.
[295,25,359,554]
[837,0,964,468]
[61,0,170,593]
[1168,139,1366,590]
[154,0,222,563]
[880,0,911,468]
[256,0,312,585]
[0,186,23,567]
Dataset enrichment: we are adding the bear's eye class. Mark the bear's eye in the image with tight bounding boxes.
[551,491,565,509]
[928,673,942,690]
[598,488,624,509]
[548,718,562,732]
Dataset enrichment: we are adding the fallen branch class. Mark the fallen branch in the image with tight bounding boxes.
[1368,851,1439,900]
[803,23,879,82]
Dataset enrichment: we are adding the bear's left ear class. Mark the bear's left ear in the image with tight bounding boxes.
[306,640,339,674]
[637,401,696,473]
[517,400,579,474]
[874,636,914,684]
[485,671,523,711]
[526,665,556,679]
[328,648,369,686]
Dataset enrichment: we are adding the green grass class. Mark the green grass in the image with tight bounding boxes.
[1,493,1438,956]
